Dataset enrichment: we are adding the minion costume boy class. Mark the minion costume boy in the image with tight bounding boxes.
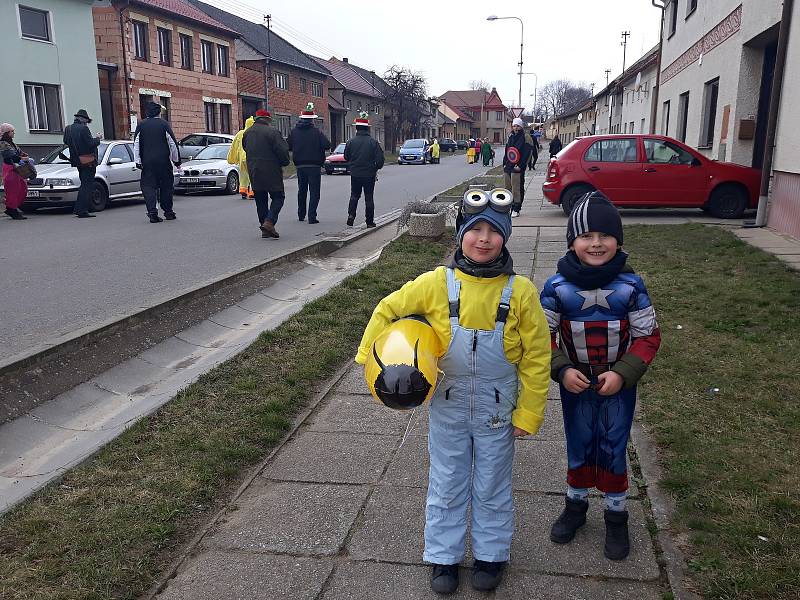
[356,190,551,593]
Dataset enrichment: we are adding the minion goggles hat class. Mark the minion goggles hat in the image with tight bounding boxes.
[458,187,513,245]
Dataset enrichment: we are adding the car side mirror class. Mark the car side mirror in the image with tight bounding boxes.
[108,157,124,165]
[691,157,702,167]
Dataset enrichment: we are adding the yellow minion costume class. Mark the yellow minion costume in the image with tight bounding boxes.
[228,116,255,198]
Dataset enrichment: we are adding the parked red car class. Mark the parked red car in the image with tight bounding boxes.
[542,134,761,218]
[324,142,349,175]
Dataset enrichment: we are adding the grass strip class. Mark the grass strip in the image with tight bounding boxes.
[626,224,800,600]
[0,233,454,600]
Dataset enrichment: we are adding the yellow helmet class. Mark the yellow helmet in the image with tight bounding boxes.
[365,316,441,410]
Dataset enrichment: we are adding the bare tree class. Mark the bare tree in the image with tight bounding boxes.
[469,80,490,91]
[383,65,429,149]
[538,79,592,119]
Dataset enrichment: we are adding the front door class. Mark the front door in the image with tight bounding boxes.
[580,137,641,204]
[641,138,708,206]
[753,41,777,169]
[104,143,140,197]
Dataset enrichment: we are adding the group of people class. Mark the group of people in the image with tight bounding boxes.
[357,189,661,594]
[225,106,384,238]
[465,138,495,166]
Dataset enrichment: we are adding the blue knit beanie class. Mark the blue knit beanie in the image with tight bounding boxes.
[458,206,512,247]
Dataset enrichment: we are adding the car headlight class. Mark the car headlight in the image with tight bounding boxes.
[202,169,224,175]
[45,178,75,186]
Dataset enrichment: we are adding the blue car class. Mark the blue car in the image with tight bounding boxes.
[398,139,431,165]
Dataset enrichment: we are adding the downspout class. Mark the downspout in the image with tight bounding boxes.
[118,1,132,137]
[754,0,794,226]
[650,1,666,133]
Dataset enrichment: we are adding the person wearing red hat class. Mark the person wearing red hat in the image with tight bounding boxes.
[287,102,330,224]
[343,112,384,227]
[243,110,290,238]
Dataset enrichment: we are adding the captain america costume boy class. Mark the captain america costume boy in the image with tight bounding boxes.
[540,192,660,560]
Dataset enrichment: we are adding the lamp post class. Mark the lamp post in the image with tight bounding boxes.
[521,71,537,119]
[487,15,524,109]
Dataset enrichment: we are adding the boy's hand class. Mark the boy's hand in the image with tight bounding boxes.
[561,368,590,393]
[512,427,530,438]
[595,371,624,396]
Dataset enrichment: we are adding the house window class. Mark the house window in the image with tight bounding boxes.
[357,102,362,111]
[374,104,380,115]
[275,114,291,137]
[201,40,214,73]
[661,100,670,134]
[139,93,153,117]
[677,91,690,143]
[157,27,172,66]
[216,44,229,76]
[346,99,351,110]
[219,103,231,134]
[699,77,719,148]
[160,96,170,122]
[687,0,698,17]
[179,33,192,69]
[19,5,50,41]
[495,111,503,120]
[310,81,323,97]
[299,78,307,93]
[275,72,288,90]
[667,0,678,37]
[23,82,63,132]
[204,102,216,132]
[133,20,149,60]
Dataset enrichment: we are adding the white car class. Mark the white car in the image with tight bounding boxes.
[178,133,235,160]
[1,141,179,212]
[174,144,239,194]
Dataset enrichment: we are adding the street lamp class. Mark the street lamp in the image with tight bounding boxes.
[487,15,524,109]
[521,71,537,119]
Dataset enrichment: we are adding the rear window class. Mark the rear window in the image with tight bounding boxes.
[180,135,206,146]
[584,138,638,162]
[333,143,346,153]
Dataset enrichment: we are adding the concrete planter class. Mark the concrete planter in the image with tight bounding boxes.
[408,211,446,238]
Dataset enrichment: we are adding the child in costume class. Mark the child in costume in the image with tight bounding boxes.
[539,192,661,560]
[356,194,551,594]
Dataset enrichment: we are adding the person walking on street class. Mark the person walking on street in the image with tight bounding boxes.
[480,137,493,166]
[503,118,532,218]
[63,109,102,218]
[0,123,33,220]
[133,102,180,223]
[429,138,440,164]
[474,138,482,165]
[549,134,563,158]
[344,112,384,228]
[243,109,290,238]
[228,116,255,199]
[528,126,540,170]
[287,102,330,224]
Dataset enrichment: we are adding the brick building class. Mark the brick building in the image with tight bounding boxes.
[190,0,331,139]
[92,0,239,140]
[437,88,510,142]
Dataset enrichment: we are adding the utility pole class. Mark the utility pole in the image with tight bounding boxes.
[590,83,596,134]
[264,14,272,110]
[621,30,631,72]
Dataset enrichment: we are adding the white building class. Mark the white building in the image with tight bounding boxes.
[594,46,659,136]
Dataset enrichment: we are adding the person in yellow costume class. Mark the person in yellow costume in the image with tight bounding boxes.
[429,138,440,164]
[356,189,550,594]
[227,116,255,198]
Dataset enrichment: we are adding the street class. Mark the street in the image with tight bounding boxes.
[0,152,485,365]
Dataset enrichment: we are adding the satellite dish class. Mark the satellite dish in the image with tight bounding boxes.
[635,72,642,90]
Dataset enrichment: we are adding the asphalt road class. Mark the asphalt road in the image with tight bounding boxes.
[0,151,488,364]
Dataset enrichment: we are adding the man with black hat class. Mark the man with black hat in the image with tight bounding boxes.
[287,102,330,224]
[63,109,102,218]
[133,101,181,223]
[344,111,384,227]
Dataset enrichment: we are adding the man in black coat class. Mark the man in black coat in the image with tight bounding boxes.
[243,110,290,238]
[287,102,330,224]
[503,118,533,217]
[549,135,563,157]
[344,113,384,227]
[63,109,102,218]
[133,102,180,223]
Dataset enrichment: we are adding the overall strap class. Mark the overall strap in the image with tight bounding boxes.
[495,275,515,331]
[445,268,461,327]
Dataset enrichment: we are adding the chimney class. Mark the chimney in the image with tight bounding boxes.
[343,57,349,63]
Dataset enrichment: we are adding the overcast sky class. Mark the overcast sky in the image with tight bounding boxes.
[209,0,662,109]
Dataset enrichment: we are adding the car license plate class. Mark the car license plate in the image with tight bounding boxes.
[181,177,200,184]
[26,190,40,198]
[334,166,345,170]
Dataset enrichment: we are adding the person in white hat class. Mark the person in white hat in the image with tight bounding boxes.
[287,102,331,224]
[344,112,384,227]
[503,118,533,218]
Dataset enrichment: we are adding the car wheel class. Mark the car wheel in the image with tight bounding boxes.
[560,185,594,217]
[89,181,109,212]
[226,171,239,195]
[707,184,747,219]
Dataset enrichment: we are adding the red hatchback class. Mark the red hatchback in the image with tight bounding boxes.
[542,134,761,218]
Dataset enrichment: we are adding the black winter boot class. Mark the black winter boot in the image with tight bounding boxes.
[603,509,630,560]
[471,560,506,591]
[550,496,589,544]
[430,563,459,595]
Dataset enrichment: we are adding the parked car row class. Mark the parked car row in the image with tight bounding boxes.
[543,134,761,219]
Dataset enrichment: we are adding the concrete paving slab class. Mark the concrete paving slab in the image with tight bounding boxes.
[322,562,484,600]
[175,319,241,348]
[759,246,800,254]
[93,357,175,396]
[138,336,206,369]
[335,365,371,395]
[207,304,263,330]
[494,571,664,599]
[512,494,660,581]
[347,484,426,564]
[512,439,568,493]
[158,551,333,599]
[537,241,567,252]
[28,382,131,431]
[307,394,411,435]
[381,434,428,488]
[234,292,282,314]
[259,279,305,302]
[208,480,369,556]
[262,431,398,485]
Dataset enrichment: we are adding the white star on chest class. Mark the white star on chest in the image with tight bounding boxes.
[576,288,614,310]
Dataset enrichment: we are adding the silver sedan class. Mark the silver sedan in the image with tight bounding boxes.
[174,144,239,195]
